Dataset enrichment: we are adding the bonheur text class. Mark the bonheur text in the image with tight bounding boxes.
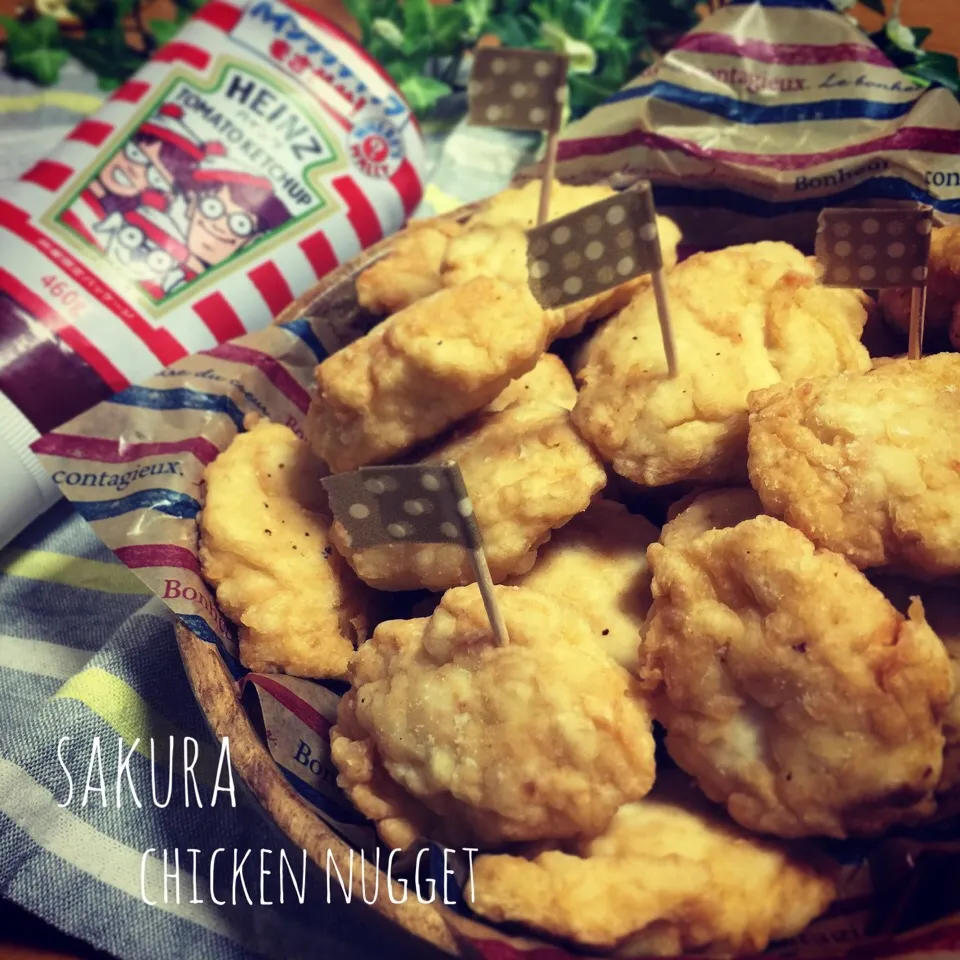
[56,736,236,809]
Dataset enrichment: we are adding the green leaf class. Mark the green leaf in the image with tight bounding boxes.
[371,16,403,47]
[149,17,182,45]
[462,0,491,37]
[911,26,932,48]
[857,0,885,13]
[431,5,470,52]
[401,0,433,39]
[2,13,62,53]
[9,44,69,84]
[397,74,452,114]
[905,51,960,95]
[540,20,597,73]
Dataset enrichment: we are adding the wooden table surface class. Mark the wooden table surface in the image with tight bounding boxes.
[0,0,958,958]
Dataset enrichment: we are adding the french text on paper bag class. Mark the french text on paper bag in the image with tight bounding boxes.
[51,462,184,493]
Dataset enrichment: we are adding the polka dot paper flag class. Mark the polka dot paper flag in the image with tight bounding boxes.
[323,461,509,643]
[468,48,568,133]
[815,206,933,289]
[526,184,664,309]
[321,462,480,551]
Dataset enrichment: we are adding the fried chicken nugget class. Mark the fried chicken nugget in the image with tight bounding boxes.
[468,179,619,230]
[355,217,464,314]
[198,420,372,678]
[330,401,606,590]
[879,226,960,341]
[507,500,658,671]
[306,276,553,472]
[330,584,656,848]
[574,242,871,487]
[440,215,681,339]
[470,773,838,956]
[485,352,576,413]
[747,353,960,578]
[641,515,952,838]
[871,574,960,797]
[660,487,763,547]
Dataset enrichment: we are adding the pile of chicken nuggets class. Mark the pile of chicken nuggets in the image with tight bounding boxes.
[198,180,960,957]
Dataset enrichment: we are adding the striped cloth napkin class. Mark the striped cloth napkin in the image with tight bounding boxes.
[0,61,534,960]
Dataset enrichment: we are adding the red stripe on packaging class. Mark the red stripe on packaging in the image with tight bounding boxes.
[204,341,310,413]
[154,42,212,70]
[0,200,186,368]
[194,0,243,32]
[22,160,74,193]
[193,292,246,342]
[58,209,96,246]
[114,543,202,575]
[111,80,151,103]
[332,175,382,247]
[31,433,221,465]
[390,158,421,215]
[298,231,337,278]
[0,267,129,395]
[68,120,115,148]
[248,261,295,318]
[241,674,331,738]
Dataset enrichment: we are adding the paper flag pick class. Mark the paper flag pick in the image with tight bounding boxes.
[525,182,678,375]
[468,48,568,133]
[816,204,933,359]
[815,206,933,289]
[321,461,509,644]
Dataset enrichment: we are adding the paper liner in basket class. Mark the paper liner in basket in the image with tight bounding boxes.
[30,296,960,958]
[542,0,960,249]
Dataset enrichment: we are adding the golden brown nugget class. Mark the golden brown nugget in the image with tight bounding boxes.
[485,352,576,413]
[748,354,960,578]
[198,420,372,679]
[872,574,960,797]
[355,217,463,314]
[468,179,619,230]
[331,401,606,591]
[660,487,763,548]
[330,584,656,848]
[507,500,658,671]
[573,242,871,488]
[641,515,952,839]
[879,226,960,340]
[306,276,552,472]
[441,216,681,339]
[470,774,838,956]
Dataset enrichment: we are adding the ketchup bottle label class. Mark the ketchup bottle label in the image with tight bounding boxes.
[0,0,424,415]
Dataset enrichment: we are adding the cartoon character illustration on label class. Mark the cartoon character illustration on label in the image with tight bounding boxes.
[64,103,212,252]
[93,190,191,298]
[182,145,291,274]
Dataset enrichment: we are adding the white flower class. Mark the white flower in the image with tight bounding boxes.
[886,18,919,52]
[372,18,404,49]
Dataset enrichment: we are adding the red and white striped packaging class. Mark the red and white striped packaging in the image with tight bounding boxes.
[0,0,426,546]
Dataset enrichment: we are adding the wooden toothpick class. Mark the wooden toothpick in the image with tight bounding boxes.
[537,130,560,227]
[908,286,927,361]
[651,266,678,378]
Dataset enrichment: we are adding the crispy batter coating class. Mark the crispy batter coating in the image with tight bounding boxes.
[573,242,871,487]
[507,500,658,671]
[331,401,606,591]
[640,515,952,838]
[871,574,960,797]
[879,226,960,339]
[330,585,656,847]
[468,179,618,230]
[440,216,681,339]
[485,353,576,413]
[198,420,372,678]
[747,353,960,578]
[660,487,763,548]
[355,217,463,315]
[470,773,838,955]
[306,276,552,472]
